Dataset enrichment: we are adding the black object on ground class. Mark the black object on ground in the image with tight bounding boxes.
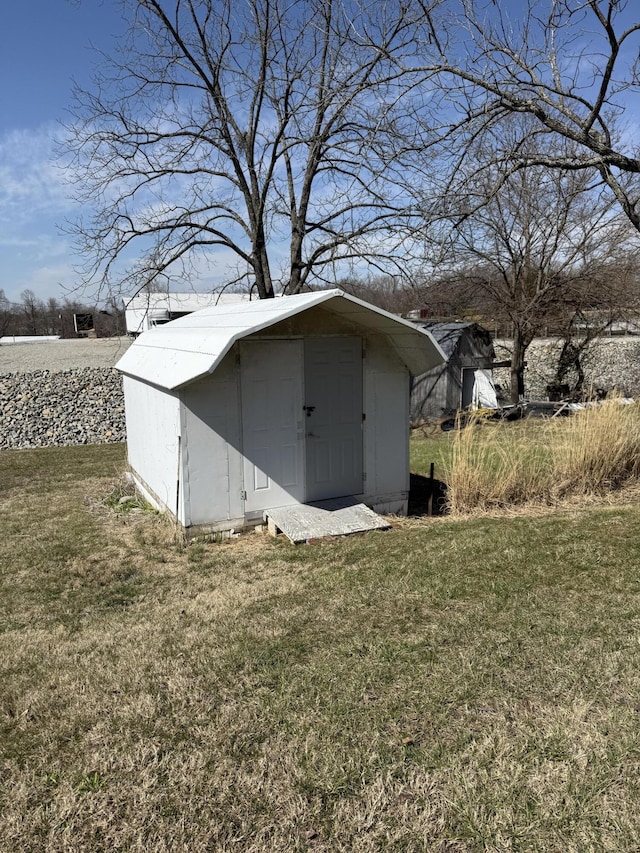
[408,472,448,517]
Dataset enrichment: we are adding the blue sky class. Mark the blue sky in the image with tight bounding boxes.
[2,1,637,307]
[0,1,124,305]
[0,0,279,307]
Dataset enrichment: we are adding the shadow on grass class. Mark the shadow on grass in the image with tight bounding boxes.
[408,472,449,517]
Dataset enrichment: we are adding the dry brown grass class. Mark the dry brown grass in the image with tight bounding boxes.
[3,444,640,850]
[554,400,640,496]
[446,400,640,514]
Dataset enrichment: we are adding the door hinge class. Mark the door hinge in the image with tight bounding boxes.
[240,489,247,501]
[362,412,366,422]
[362,472,367,482]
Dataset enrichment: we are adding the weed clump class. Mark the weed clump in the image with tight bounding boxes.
[102,476,155,515]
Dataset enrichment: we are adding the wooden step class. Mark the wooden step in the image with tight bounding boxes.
[265,497,391,544]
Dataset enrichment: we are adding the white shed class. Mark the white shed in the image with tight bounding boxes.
[116,290,444,538]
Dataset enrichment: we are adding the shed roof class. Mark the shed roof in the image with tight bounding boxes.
[415,322,492,360]
[116,289,446,390]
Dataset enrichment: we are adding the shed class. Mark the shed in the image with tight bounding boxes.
[116,290,445,537]
[410,322,498,423]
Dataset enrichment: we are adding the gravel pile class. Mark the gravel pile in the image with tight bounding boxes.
[0,337,131,374]
[0,368,125,449]
[0,338,130,450]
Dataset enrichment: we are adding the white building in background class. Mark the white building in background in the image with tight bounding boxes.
[0,336,61,345]
[124,291,253,336]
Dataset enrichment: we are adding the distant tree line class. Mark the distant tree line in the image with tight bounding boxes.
[0,290,126,339]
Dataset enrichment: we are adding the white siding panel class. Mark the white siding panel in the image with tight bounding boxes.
[363,338,410,499]
[370,370,410,496]
[182,352,242,526]
[123,376,182,518]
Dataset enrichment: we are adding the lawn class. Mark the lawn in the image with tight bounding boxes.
[2,443,640,851]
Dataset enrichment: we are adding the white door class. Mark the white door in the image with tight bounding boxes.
[304,337,363,502]
[240,340,305,513]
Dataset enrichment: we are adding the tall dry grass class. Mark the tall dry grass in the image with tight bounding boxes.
[446,400,640,514]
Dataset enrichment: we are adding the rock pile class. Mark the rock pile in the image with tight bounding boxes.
[493,337,640,400]
[0,368,125,449]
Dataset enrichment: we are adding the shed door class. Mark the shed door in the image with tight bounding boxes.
[462,368,476,409]
[240,340,304,514]
[304,337,363,502]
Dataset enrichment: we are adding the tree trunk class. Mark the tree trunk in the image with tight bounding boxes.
[288,220,305,295]
[253,229,275,299]
[551,338,587,399]
[510,327,527,403]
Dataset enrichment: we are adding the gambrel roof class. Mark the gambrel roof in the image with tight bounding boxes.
[116,289,446,390]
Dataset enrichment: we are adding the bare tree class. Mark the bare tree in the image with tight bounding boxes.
[337,274,429,315]
[20,290,45,336]
[0,290,16,337]
[431,125,636,402]
[418,0,640,234]
[65,0,434,300]
[42,297,62,336]
[547,252,640,398]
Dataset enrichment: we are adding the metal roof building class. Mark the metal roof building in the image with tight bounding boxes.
[124,291,252,336]
[410,322,498,423]
[117,290,444,537]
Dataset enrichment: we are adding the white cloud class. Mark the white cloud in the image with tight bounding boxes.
[2,261,81,305]
[0,124,74,224]
[0,233,70,256]
[0,124,85,302]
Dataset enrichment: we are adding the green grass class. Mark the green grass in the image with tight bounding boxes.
[409,424,454,480]
[2,444,640,850]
